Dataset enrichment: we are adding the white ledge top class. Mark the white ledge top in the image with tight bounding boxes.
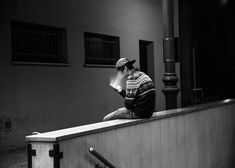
[25,99,235,142]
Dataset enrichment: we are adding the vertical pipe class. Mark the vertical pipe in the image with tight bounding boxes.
[192,47,203,105]
[192,47,196,88]
[162,0,180,109]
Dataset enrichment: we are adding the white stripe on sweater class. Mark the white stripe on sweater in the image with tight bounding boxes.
[126,75,151,89]
[138,88,156,97]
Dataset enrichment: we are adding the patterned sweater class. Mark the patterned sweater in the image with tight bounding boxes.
[119,70,156,118]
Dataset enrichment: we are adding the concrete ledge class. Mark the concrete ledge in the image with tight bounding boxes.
[25,99,235,142]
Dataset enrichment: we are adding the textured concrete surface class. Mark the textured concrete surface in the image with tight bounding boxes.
[0,147,27,168]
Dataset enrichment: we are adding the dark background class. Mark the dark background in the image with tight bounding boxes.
[179,0,235,106]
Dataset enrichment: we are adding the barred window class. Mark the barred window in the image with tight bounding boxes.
[11,20,68,65]
[84,32,120,67]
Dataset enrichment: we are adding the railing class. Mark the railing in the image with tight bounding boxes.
[26,99,235,168]
[89,147,116,168]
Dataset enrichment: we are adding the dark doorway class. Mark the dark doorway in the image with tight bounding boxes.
[192,0,232,102]
[179,0,235,105]
[139,40,155,82]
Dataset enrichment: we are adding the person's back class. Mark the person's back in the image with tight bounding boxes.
[125,70,155,118]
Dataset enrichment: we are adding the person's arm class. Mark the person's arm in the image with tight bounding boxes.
[125,89,136,110]
[110,84,126,98]
[118,88,126,98]
[124,78,138,110]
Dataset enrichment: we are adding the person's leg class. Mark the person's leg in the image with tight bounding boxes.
[103,107,138,121]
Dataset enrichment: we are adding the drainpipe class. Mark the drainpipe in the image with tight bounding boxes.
[162,0,180,109]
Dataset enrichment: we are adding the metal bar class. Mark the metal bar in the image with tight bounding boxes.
[27,143,36,168]
[192,47,197,88]
[49,143,63,168]
[89,147,116,168]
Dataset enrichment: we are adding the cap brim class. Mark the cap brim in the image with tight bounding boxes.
[127,60,136,65]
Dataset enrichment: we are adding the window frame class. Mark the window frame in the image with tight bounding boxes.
[11,20,69,66]
[84,32,120,68]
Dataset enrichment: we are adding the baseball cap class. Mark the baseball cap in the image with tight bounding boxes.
[115,58,136,70]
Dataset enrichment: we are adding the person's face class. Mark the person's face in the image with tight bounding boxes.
[117,66,129,78]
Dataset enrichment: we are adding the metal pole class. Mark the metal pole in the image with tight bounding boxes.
[162,0,180,109]
[191,47,203,104]
[89,147,116,168]
[192,47,196,88]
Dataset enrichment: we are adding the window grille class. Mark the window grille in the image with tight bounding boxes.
[84,32,120,67]
[11,20,68,65]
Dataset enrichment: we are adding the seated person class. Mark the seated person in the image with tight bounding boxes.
[103,57,156,121]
